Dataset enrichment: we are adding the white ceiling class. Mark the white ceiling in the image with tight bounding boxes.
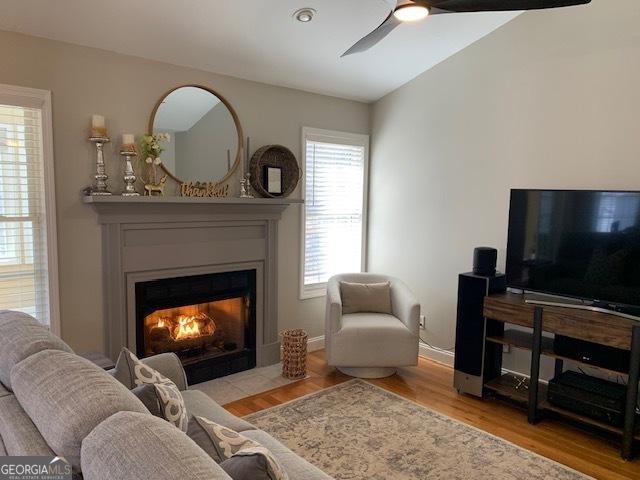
[154,87,220,132]
[0,0,521,102]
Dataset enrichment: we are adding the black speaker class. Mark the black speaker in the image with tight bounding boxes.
[473,247,497,276]
[453,272,506,397]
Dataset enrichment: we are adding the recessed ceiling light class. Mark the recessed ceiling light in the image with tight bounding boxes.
[393,4,430,22]
[293,8,316,23]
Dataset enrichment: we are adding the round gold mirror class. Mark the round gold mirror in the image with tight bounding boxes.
[149,85,243,185]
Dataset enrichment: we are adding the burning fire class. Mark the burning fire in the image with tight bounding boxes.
[175,315,201,339]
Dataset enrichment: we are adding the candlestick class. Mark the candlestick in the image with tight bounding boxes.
[120,144,139,196]
[85,135,112,196]
[246,137,250,173]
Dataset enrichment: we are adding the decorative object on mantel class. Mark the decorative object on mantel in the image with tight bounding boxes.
[120,133,140,196]
[181,181,229,198]
[148,84,244,198]
[139,133,169,196]
[239,136,254,198]
[281,329,307,380]
[250,145,300,198]
[84,114,112,196]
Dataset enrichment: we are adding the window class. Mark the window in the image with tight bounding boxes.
[300,128,369,299]
[0,84,58,331]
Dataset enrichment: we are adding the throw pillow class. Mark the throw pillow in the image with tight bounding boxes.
[113,348,188,432]
[187,416,287,480]
[340,281,393,314]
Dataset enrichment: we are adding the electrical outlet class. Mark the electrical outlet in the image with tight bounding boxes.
[419,315,426,330]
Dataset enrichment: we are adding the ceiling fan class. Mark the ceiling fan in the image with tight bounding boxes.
[342,0,592,57]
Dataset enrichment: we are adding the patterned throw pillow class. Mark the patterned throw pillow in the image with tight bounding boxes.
[113,348,188,432]
[187,416,288,480]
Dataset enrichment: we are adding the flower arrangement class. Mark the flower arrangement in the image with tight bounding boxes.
[139,133,170,187]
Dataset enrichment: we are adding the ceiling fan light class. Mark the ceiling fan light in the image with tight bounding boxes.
[393,4,430,22]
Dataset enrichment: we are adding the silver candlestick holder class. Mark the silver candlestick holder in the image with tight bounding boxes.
[240,172,254,198]
[86,136,112,196]
[120,146,140,196]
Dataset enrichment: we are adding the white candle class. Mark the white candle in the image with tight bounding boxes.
[122,133,135,145]
[91,114,105,128]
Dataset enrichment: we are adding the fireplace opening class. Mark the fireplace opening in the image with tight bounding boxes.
[136,270,256,384]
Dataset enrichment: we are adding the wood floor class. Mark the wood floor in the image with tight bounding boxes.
[224,351,640,480]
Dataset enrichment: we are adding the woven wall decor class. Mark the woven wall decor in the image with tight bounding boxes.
[249,145,300,198]
[281,329,308,380]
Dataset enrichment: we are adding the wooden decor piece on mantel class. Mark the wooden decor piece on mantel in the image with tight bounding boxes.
[181,181,229,198]
[250,145,300,198]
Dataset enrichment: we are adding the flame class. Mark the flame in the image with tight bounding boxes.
[157,319,165,328]
[174,315,201,340]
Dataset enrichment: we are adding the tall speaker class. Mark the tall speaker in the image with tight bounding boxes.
[453,272,506,397]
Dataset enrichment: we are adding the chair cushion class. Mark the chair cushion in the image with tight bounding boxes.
[181,389,256,432]
[0,310,73,390]
[10,350,149,469]
[0,394,55,456]
[339,281,392,315]
[81,411,231,480]
[331,313,418,367]
[242,430,332,480]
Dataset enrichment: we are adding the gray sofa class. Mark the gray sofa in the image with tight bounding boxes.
[0,310,331,480]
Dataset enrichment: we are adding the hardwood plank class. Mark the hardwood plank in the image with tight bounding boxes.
[223,351,640,479]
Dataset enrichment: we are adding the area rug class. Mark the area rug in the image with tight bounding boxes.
[246,379,591,480]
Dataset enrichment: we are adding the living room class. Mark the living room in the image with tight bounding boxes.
[0,0,638,479]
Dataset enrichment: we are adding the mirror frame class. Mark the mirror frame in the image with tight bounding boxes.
[148,84,244,185]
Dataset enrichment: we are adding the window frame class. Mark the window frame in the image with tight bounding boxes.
[0,83,60,334]
[299,127,370,300]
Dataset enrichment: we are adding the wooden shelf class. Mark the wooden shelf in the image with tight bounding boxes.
[486,329,629,376]
[485,374,640,441]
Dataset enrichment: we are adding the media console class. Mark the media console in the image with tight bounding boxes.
[455,285,640,460]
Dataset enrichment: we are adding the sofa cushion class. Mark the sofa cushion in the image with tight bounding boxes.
[0,394,55,456]
[339,281,392,315]
[81,411,232,480]
[181,389,256,432]
[0,310,73,390]
[0,381,10,399]
[0,435,6,456]
[189,416,287,480]
[10,350,149,469]
[242,430,333,480]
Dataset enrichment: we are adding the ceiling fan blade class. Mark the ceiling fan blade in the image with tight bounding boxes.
[341,11,403,57]
[428,0,591,12]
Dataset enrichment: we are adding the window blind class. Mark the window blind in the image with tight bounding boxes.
[0,103,50,325]
[303,140,365,289]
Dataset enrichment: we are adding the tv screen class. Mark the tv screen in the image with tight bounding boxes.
[506,189,640,309]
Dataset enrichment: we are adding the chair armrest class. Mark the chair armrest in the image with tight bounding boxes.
[390,280,420,335]
[140,353,188,391]
[325,279,343,336]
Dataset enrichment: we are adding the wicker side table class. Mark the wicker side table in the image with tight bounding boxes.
[281,329,308,380]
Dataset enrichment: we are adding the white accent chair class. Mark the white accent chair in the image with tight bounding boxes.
[325,273,420,378]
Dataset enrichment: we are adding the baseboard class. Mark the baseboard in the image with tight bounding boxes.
[307,335,325,352]
[419,343,455,367]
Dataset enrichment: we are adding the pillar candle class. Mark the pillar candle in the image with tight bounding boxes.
[122,133,135,145]
[91,114,105,128]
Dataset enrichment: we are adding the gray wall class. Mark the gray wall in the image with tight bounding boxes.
[369,0,640,375]
[0,29,369,352]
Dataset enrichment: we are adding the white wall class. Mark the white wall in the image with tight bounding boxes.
[0,29,369,352]
[369,0,640,374]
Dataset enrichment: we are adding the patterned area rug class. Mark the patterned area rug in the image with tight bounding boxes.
[246,379,591,480]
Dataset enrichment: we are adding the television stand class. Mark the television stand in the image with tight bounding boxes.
[523,293,640,322]
[482,292,640,460]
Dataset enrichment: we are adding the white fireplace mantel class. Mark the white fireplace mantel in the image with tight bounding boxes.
[84,195,303,364]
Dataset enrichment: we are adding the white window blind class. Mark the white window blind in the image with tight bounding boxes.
[301,129,368,298]
[0,102,51,325]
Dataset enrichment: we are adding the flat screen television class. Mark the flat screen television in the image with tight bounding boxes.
[506,189,640,313]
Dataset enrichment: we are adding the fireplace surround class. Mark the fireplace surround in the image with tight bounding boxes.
[84,196,302,376]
